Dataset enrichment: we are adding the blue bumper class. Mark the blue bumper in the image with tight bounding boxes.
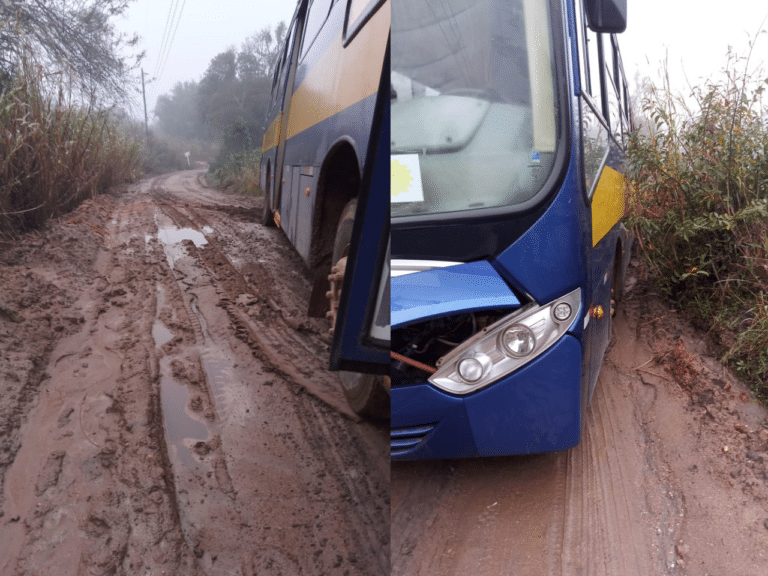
[391,334,583,460]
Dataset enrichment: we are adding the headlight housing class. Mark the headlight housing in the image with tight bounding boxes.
[429,288,581,394]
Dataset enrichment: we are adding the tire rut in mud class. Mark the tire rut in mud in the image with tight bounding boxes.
[147,175,389,575]
[0,173,389,575]
[153,193,361,420]
[1,195,200,575]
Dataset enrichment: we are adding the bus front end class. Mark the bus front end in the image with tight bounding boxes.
[390,0,629,459]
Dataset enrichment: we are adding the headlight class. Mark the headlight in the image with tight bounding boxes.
[429,288,581,395]
[500,325,536,357]
[458,357,484,382]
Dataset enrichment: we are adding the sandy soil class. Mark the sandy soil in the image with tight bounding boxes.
[392,262,768,576]
[0,170,389,576]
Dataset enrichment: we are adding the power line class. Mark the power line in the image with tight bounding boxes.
[156,0,187,88]
[148,0,187,113]
[153,0,180,80]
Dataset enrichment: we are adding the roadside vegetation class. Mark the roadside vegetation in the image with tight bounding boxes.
[628,48,768,401]
[0,0,147,239]
[152,25,286,195]
[0,65,143,238]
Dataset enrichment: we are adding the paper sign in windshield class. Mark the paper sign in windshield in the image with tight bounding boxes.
[391,154,424,203]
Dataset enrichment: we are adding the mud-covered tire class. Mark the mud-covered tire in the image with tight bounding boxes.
[261,167,276,227]
[339,372,390,420]
[332,199,390,420]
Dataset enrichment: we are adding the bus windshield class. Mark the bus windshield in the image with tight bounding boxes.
[391,0,560,218]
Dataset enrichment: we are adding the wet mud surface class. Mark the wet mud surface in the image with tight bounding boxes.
[392,267,768,576]
[0,170,389,575]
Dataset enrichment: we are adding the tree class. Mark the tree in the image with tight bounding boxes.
[0,0,141,100]
[154,81,206,140]
[239,22,287,80]
[196,23,286,142]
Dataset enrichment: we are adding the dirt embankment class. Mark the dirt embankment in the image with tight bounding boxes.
[392,264,768,576]
[0,170,389,576]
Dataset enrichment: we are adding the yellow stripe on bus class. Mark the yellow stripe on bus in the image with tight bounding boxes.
[285,1,390,141]
[591,165,626,247]
[262,111,283,153]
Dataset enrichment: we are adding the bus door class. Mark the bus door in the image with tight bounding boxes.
[329,52,390,375]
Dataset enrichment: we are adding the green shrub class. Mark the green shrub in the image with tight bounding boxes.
[208,118,262,195]
[628,49,768,397]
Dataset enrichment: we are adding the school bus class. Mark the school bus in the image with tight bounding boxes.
[390,0,633,458]
[260,0,390,418]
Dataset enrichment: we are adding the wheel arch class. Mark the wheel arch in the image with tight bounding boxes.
[306,137,362,317]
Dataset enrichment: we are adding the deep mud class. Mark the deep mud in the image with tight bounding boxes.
[392,264,768,576]
[0,170,389,576]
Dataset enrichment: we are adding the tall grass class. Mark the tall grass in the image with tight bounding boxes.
[628,49,768,400]
[208,118,262,195]
[0,64,143,238]
[209,149,261,195]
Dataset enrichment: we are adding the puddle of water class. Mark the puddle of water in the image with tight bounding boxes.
[160,359,209,470]
[154,221,208,269]
[202,225,214,234]
[158,227,208,248]
[152,320,174,348]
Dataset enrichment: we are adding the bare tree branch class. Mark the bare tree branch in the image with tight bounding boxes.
[0,0,140,101]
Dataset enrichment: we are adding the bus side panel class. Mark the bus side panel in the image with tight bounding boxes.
[296,173,315,260]
[276,0,389,264]
[276,92,379,265]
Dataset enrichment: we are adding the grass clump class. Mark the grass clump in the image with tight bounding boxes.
[208,118,262,195]
[628,48,768,401]
[0,65,143,238]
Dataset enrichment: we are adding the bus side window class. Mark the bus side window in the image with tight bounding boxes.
[604,43,622,142]
[272,19,298,107]
[300,0,334,60]
[611,35,632,137]
[575,0,610,199]
[577,0,603,122]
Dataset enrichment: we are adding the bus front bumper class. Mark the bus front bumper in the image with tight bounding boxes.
[391,334,583,460]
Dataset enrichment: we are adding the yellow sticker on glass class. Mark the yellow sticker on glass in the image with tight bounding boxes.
[391,155,424,203]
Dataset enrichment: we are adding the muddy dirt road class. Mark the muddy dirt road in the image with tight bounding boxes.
[392,276,768,576]
[0,170,389,576]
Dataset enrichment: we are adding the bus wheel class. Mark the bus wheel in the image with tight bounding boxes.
[261,168,276,227]
[328,199,390,419]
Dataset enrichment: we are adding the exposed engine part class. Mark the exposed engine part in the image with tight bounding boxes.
[392,309,511,383]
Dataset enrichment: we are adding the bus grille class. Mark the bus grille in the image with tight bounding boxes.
[391,423,436,457]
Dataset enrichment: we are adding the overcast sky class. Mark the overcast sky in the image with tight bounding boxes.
[116,0,296,118]
[620,1,768,104]
[115,1,768,119]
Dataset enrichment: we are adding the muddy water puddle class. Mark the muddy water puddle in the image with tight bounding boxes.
[152,320,174,347]
[154,213,208,269]
[160,362,209,470]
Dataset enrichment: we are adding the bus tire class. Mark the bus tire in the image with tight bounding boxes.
[261,166,276,227]
[331,199,390,419]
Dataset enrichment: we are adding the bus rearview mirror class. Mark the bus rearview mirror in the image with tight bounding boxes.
[584,0,627,34]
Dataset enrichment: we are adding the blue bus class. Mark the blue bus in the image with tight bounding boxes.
[260,0,390,418]
[390,0,632,458]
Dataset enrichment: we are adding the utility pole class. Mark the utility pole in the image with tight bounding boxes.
[141,68,149,142]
